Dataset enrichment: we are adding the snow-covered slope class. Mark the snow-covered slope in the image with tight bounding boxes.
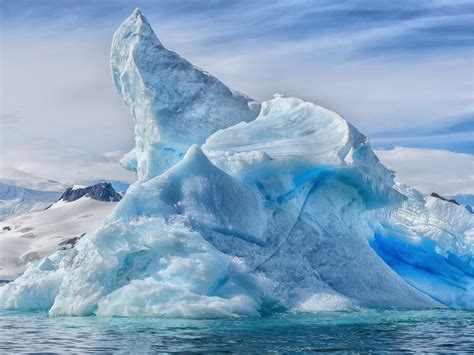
[0,197,118,280]
[111,9,260,180]
[0,9,472,316]
[0,182,60,221]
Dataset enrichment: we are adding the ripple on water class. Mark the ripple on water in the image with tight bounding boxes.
[0,309,473,352]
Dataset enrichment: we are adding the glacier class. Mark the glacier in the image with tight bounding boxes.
[0,9,472,317]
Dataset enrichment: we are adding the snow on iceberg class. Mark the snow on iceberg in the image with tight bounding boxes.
[1,9,472,316]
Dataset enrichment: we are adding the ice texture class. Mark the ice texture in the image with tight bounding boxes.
[370,183,474,308]
[1,9,472,316]
[111,9,260,180]
[0,147,271,316]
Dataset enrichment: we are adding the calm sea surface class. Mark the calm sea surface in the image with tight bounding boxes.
[1,309,473,353]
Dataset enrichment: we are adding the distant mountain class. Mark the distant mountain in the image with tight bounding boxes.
[0,181,123,222]
[0,191,119,280]
[56,182,122,203]
[0,167,66,192]
[0,182,61,221]
[0,182,123,279]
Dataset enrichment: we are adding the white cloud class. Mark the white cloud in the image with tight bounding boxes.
[376,147,474,196]
[0,148,137,191]
[1,140,472,199]
[0,3,472,194]
[1,4,472,157]
[1,33,134,154]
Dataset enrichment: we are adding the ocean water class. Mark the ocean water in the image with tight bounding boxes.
[1,309,473,352]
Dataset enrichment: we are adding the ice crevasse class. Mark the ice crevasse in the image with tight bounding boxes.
[1,9,472,317]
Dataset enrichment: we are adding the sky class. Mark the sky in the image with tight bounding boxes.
[0,0,473,195]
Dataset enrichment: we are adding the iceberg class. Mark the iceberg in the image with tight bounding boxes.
[1,9,472,316]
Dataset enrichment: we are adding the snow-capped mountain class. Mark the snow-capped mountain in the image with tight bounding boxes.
[0,182,61,221]
[55,182,122,203]
[0,184,121,280]
[0,9,472,316]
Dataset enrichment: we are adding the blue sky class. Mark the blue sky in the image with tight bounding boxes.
[0,0,473,193]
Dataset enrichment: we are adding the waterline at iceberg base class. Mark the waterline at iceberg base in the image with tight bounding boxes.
[0,9,472,317]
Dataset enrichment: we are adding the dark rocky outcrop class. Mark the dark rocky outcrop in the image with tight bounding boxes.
[22,251,41,263]
[57,182,122,203]
[58,233,86,250]
[430,192,460,206]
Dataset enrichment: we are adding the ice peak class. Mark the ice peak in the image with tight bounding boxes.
[130,8,152,30]
[165,144,218,179]
[111,10,260,180]
[115,8,162,47]
[131,8,143,19]
[184,144,206,162]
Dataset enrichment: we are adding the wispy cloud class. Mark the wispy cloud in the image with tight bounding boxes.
[376,147,474,196]
[371,113,474,153]
[0,112,24,131]
[0,147,136,191]
[2,1,471,142]
[0,0,472,193]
